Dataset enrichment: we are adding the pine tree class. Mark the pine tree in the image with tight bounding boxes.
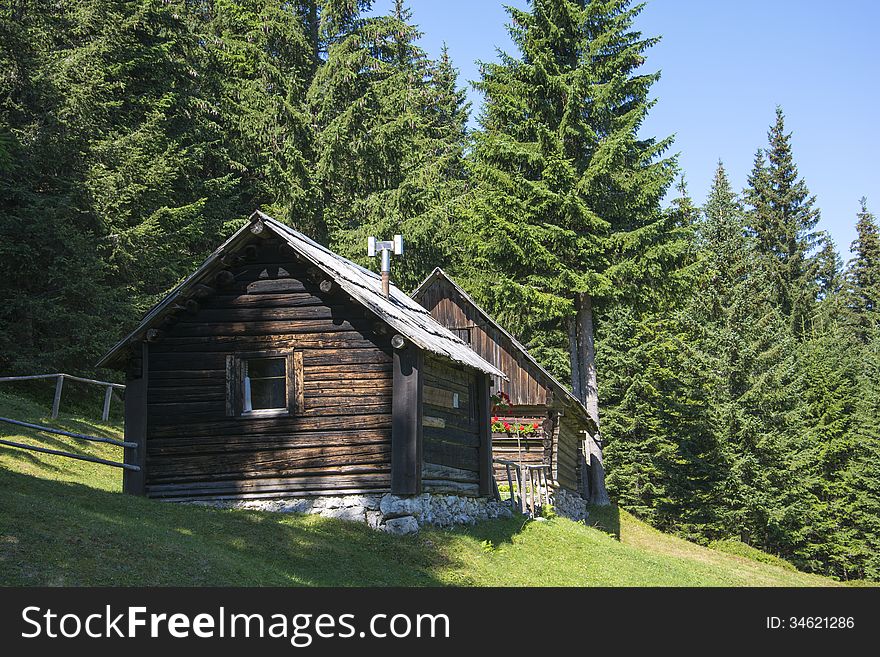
[744,107,822,337]
[202,0,317,231]
[309,0,469,288]
[689,162,757,540]
[601,177,720,535]
[462,0,682,503]
[846,198,880,339]
[0,2,120,371]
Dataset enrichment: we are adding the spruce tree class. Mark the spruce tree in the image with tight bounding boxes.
[744,107,822,337]
[309,0,468,288]
[847,198,880,338]
[463,0,681,503]
[203,0,317,231]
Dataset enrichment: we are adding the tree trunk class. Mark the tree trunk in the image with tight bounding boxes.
[568,317,582,402]
[574,293,610,506]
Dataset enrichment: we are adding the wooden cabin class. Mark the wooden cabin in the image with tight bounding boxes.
[413,269,600,502]
[98,212,506,504]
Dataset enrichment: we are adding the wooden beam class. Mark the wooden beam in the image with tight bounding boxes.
[422,415,445,428]
[319,279,333,293]
[123,342,148,496]
[51,374,64,419]
[391,346,423,495]
[477,373,493,497]
[102,385,113,422]
[293,351,305,414]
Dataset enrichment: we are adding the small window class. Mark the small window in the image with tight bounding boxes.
[227,351,303,418]
[453,327,471,344]
[243,357,286,412]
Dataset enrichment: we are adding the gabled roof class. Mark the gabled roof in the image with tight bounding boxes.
[413,268,597,431]
[97,212,506,379]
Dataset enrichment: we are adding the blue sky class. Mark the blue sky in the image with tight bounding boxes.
[370,0,879,261]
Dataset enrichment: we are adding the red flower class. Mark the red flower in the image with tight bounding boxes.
[532,422,540,430]
[503,422,511,430]
[492,416,499,422]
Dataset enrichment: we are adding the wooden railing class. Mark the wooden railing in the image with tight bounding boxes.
[0,416,139,471]
[0,373,124,421]
[494,459,551,517]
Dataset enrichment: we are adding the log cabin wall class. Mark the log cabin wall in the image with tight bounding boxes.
[421,355,482,496]
[141,236,394,500]
[554,411,582,492]
[417,279,548,406]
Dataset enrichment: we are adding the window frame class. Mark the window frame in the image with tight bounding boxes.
[226,350,303,418]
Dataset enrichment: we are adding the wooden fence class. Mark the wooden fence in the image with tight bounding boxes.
[0,373,124,421]
[494,459,551,517]
[0,416,138,471]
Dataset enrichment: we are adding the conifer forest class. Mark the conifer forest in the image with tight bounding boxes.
[1,1,878,581]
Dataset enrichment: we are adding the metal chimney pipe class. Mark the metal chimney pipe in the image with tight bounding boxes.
[381,248,391,297]
[369,235,402,299]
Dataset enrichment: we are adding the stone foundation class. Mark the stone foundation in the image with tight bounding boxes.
[188,487,588,532]
[551,486,590,522]
[194,493,514,534]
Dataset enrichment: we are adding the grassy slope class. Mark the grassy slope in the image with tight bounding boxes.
[0,390,842,587]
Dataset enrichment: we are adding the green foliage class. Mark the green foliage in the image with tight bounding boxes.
[458,0,680,382]
[540,504,558,520]
[0,0,878,584]
[310,0,469,289]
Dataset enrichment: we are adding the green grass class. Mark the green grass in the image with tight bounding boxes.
[0,390,850,587]
[708,539,798,571]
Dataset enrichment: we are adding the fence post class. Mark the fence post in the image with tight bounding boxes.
[51,374,64,419]
[102,385,113,422]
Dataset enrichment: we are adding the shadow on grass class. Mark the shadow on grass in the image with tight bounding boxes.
[586,504,620,540]
[0,469,527,587]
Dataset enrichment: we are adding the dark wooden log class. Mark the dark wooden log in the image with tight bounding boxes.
[149,413,392,438]
[477,373,493,496]
[191,283,215,299]
[124,342,148,495]
[145,328,162,342]
[423,425,479,448]
[185,299,200,314]
[159,314,179,329]
[422,462,480,483]
[391,346,423,495]
[147,445,392,481]
[145,471,391,497]
[147,429,391,454]
[421,480,480,496]
[292,351,304,414]
[319,279,333,293]
[215,269,236,288]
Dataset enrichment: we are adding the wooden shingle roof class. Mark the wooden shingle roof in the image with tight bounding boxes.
[97,211,507,379]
